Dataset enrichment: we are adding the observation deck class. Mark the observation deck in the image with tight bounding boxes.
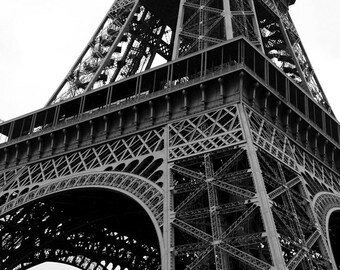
[0,37,339,172]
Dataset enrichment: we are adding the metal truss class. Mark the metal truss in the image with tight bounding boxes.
[314,193,340,245]
[169,105,244,161]
[254,0,332,113]
[0,172,164,224]
[172,0,262,58]
[244,104,338,269]
[246,105,340,194]
[1,99,338,269]
[46,0,333,115]
[170,140,277,269]
[1,1,340,265]
[313,192,340,265]
[257,150,329,269]
[246,105,297,170]
[48,0,173,104]
[0,128,165,208]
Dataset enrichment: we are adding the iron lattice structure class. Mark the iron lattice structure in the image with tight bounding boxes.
[1,0,340,270]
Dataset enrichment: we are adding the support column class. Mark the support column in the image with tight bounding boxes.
[164,124,175,270]
[238,103,287,270]
[172,0,186,60]
[222,0,233,39]
[204,154,227,270]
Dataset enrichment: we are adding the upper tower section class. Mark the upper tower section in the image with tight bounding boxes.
[47,0,332,116]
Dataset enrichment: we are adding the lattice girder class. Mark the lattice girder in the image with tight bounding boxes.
[170,141,277,269]
[0,128,165,205]
[48,0,178,104]
[45,0,333,116]
[243,103,338,269]
[2,4,340,267]
[0,172,164,224]
[256,150,330,269]
[169,106,245,160]
[253,0,331,113]
[172,0,262,59]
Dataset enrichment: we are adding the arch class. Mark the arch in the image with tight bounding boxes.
[0,171,165,269]
[29,261,80,270]
[313,192,340,269]
[326,208,340,269]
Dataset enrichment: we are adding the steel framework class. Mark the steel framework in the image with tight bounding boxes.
[1,1,340,270]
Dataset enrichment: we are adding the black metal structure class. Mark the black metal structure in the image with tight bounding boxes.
[1,1,340,269]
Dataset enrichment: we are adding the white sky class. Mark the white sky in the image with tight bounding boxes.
[0,0,339,270]
[0,0,339,122]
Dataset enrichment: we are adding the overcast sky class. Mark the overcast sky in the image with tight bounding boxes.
[0,0,339,269]
[0,0,339,122]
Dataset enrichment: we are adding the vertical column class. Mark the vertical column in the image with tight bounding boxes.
[172,0,186,60]
[238,103,287,270]
[222,0,233,40]
[163,125,175,270]
[204,154,227,270]
[248,0,265,51]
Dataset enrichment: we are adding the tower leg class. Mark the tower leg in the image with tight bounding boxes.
[238,103,287,270]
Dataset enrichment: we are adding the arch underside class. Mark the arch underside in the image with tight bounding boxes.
[313,192,340,269]
[328,210,340,269]
[0,186,162,270]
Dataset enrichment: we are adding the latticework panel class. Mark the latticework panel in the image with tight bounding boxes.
[246,105,340,195]
[170,146,274,270]
[246,106,297,170]
[244,104,340,269]
[49,0,175,104]
[1,0,340,268]
[0,128,165,207]
[258,150,330,269]
[254,0,331,113]
[169,105,244,161]
[314,193,340,244]
[0,172,164,224]
[173,0,262,58]
[45,0,333,117]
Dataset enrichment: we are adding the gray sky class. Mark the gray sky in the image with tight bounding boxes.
[0,0,339,269]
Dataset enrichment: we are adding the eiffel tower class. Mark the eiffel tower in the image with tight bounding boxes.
[1,0,340,269]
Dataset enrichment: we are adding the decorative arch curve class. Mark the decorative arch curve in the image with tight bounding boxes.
[1,171,164,224]
[313,192,340,237]
[0,171,165,270]
[313,192,340,269]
